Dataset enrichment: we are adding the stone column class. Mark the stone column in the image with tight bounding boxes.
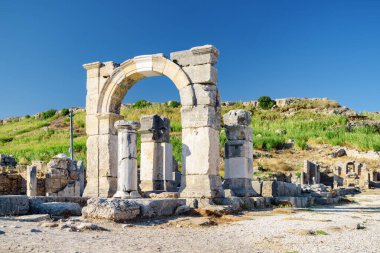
[113,120,141,199]
[27,165,37,196]
[140,115,175,192]
[223,110,256,197]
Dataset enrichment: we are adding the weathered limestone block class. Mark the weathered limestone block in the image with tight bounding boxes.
[182,64,218,84]
[33,202,81,217]
[27,166,37,197]
[45,155,84,197]
[225,125,253,142]
[181,105,221,129]
[225,141,253,159]
[252,181,301,197]
[138,199,186,218]
[140,142,174,191]
[170,45,219,67]
[223,110,251,126]
[224,158,253,178]
[223,110,255,197]
[180,174,224,198]
[82,198,140,222]
[182,127,220,175]
[113,120,141,199]
[140,115,174,192]
[0,195,30,216]
[140,114,170,143]
[180,84,219,106]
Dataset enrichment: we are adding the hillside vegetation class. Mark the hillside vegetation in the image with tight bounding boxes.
[0,99,379,173]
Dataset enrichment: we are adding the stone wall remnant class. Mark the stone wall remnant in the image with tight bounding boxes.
[113,120,141,199]
[45,154,84,197]
[302,160,320,185]
[333,161,372,189]
[223,110,256,197]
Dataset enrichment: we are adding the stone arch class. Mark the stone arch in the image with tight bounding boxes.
[83,45,224,198]
[98,55,192,115]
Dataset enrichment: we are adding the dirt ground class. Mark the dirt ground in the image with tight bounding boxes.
[1,190,380,253]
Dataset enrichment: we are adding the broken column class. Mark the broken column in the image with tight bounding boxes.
[172,45,224,199]
[113,120,141,199]
[139,115,175,192]
[27,165,37,196]
[223,110,256,197]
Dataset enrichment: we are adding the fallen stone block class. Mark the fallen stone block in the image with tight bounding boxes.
[82,198,140,222]
[0,214,49,222]
[0,195,29,216]
[33,202,82,217]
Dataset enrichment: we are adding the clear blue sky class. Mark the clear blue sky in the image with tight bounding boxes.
[0,0,379,118]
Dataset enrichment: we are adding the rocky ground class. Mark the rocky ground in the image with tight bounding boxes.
[1,190,380,253]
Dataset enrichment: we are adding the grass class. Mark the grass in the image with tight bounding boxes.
[0,101,379,168]
[315,230,329,235]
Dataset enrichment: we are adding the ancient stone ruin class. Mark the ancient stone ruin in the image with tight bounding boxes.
[83,45,222,199]
[333,161,378,189]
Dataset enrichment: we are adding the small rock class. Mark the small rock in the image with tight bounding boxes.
[76,223,109,232]
[175,205,191,216]
[357,223,366,230]
[122,224,135,229]
[40,222,59,228]
[30,228,42,233]
[0,230,5,235]
[10,225,21,229]
[332,148,346,158]
[62,227,76,232]
[191,217,217,227]
[275,129,287,135]
[307,230,316,235]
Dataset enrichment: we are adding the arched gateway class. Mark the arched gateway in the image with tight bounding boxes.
[83,45,224,199]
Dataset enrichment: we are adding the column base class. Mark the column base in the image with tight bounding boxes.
[223,178,258,197]
[84,176,117,198]
[140,180,178,192]
[179,174,224,198]
[113,190,141,199]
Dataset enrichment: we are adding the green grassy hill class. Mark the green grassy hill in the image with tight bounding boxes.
[0,100,379,172]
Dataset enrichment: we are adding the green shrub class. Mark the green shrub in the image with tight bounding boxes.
[258,96,276,110]
[168,101,181,108]
[25,115,31,119]
[0,137,13,144]
[132,100,152,109]
[170,121,182,132]
[61,108,70,116]
[41,109,57,119]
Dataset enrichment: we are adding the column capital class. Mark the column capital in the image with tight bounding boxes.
[114,120,140,131]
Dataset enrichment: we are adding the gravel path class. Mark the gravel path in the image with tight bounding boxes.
[1,191,380,253]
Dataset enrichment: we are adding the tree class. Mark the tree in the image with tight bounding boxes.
[258,96,275,110]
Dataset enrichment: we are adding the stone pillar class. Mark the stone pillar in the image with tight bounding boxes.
[83,61,120,197]
[171,45,224,199]
[113,120,141,199]
[140,115,175,192]
[27,165,37,196]
[222,110,256,197]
